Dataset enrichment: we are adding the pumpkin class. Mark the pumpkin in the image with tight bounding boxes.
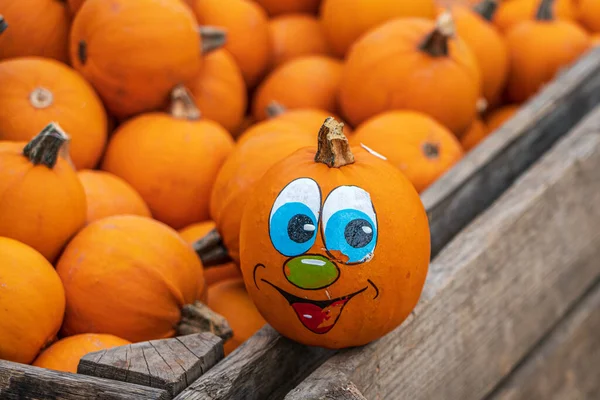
[577,0,600,33]
[485,104,520,132]
[0,0,70,63]
[102,86,234,230]
[504,0,590,103]
[269,14,330,69]
[185,49,247,134]
[319,0,437,58]
[239,117,430,348]
[592,34,600,46]
[78,170,151,224]
[33,334,131,373]
[253,0,321,16]
[459,118,489,151]
[263,103,353,136]
[0,57,108,170]
[207,278,266,355]
[451,1,509,106]
[232,115,257,139]
[350,111,464,193]
[56,215,210,342]
[340,12,481,136]
[70,0,220,119]
[493,0,577,33]
[67,0,85,15]
[0,123,87,262]
[0,237,65,364]
[190,0,272,88]
[252,56,343,121]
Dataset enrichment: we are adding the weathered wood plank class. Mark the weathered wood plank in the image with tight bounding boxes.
[0,360,169,400]
[78,333,223,399]
[286,105,600,399]
[487,279,600,400]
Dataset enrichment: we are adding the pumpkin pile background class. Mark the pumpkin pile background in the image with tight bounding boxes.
[0,0,598,371]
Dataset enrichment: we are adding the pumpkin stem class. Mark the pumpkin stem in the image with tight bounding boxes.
[314,117,354,168]
[78,40,87,65]
[473,0,499,21]
[419,11,455,57]
[199,26,227,54]
[536,0,555,21]
[265,101,287,119]
[193,228,233,267]
[476,98,488,115]
[169,84,201,120]
[22,122,70,169]
[422,142,440,160]
[176,301,233,340]
[0,15,7,34]
[29,87,54,109]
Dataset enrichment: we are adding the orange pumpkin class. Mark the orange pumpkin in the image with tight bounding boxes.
[240,118,430,348]
[57,215,206,342]
[186,49,247,134]
[33,334,131,373]
[207,279,266,355]
[102,86,234,230]
[340,13,481,136]
[190,0,272,88]
[269,14,330,69]
[577,0,600,33]
[350,111,464,193]
[0,237,65,364]
[0,123,87,262]
[70,0,209,119]
[592,34,600,46]
[493,0,577,33]
[485,104,520,132]
[78,170,151,224]
[263,103,354,136]
[67,0,85,15]
[0,57,107,170]
[459,118,489,151]
[0,0,70,63]
[504,0,590,103]
[253,0,321,16]
[319,0,437,58]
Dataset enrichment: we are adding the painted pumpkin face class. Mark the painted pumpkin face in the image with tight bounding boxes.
[240,118,431,349]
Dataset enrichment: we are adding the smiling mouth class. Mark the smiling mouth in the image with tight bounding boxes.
[261,279,367,334]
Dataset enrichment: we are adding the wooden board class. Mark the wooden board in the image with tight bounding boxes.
[177,47,600,400]
[285,105,600,399]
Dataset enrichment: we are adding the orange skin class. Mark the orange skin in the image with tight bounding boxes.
[254,0,321,16]
[102,113,234,230]
[191,0,271,88]
[77,170,151,224]
[340,18,481,136]
[67,0,85,15]
[0,0,70,63]
[33,334,131,373]
[493,0,577,33]
[504,20,590,103]
[485,104,520,133]
[269,14,331,70]
[240,144,431,349]
[186,49,247,134]
[268,108,353,136]
[252,56,343,121]
[0,57,108,170]
[459,118,489,152]
[350,111,464,193]
[0,237,65,364]
[208,278,266,355]
[578,0,600,33]
[57,215,204,342]
[592,34,600,46]
[70,0,202,119]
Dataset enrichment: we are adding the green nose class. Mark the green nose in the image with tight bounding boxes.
[284,255,339,290]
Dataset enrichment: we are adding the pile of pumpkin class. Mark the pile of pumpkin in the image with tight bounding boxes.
[0,0,598,373]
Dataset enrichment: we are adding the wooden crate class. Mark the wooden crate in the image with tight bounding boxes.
[2,47,600,400]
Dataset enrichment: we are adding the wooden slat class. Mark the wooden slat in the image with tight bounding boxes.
[285,105,600,399]
[0,360,169,400]
[178,47,600,400]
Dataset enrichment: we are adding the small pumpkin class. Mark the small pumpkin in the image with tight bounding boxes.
[78,170,151,224]
[102,86,234,230]
[185,49,247,134]
[340,12,481,136]
[350,111,464,193]
[269,14,330,69]
[240,117,430,348]
[253,0,321,16]
[263,103,353,136]
[577,0,600,33]
[0,0,70,63]
[33,334,131,373]
[207,278,266,355]
[504,0,590,103]
[484,104,520,132]
[460,118,489,151]
[0,123,87,262]
[253,56,343,121]
[0,237,65,364]
[0,57,108,170]
[493,0,577,33]
[190,0,272,88]
[319,0,437,58]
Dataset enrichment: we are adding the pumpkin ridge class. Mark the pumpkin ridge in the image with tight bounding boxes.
[22,122,69,168]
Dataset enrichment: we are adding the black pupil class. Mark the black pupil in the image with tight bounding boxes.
[288,214,314,243]
[344,219,373,248]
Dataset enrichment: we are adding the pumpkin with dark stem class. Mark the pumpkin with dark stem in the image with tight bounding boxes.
[493,0,577,33]
[254,0,321,16]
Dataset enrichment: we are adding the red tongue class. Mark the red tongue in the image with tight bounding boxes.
[291,300,347,334]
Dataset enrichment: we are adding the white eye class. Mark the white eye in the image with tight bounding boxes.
[270,178,321,225]
[322,186,377,233]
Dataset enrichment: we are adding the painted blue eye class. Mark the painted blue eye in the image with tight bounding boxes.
[324,209,377,263]
[270,202,317,256]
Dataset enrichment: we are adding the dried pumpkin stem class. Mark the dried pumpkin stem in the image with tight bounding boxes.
[22,122,70,169]
[29,87,54,109]
[193,228,233,267]
[170,84,201,120]
[265,101,287,119]
[0,15,7,34]
[422,142,440,160]
[419,11,455,57]
[473,0,499,21]
[176,301,233,341]
[314,117,354,168]
[199,26,227,54]
[536,0,555,21]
